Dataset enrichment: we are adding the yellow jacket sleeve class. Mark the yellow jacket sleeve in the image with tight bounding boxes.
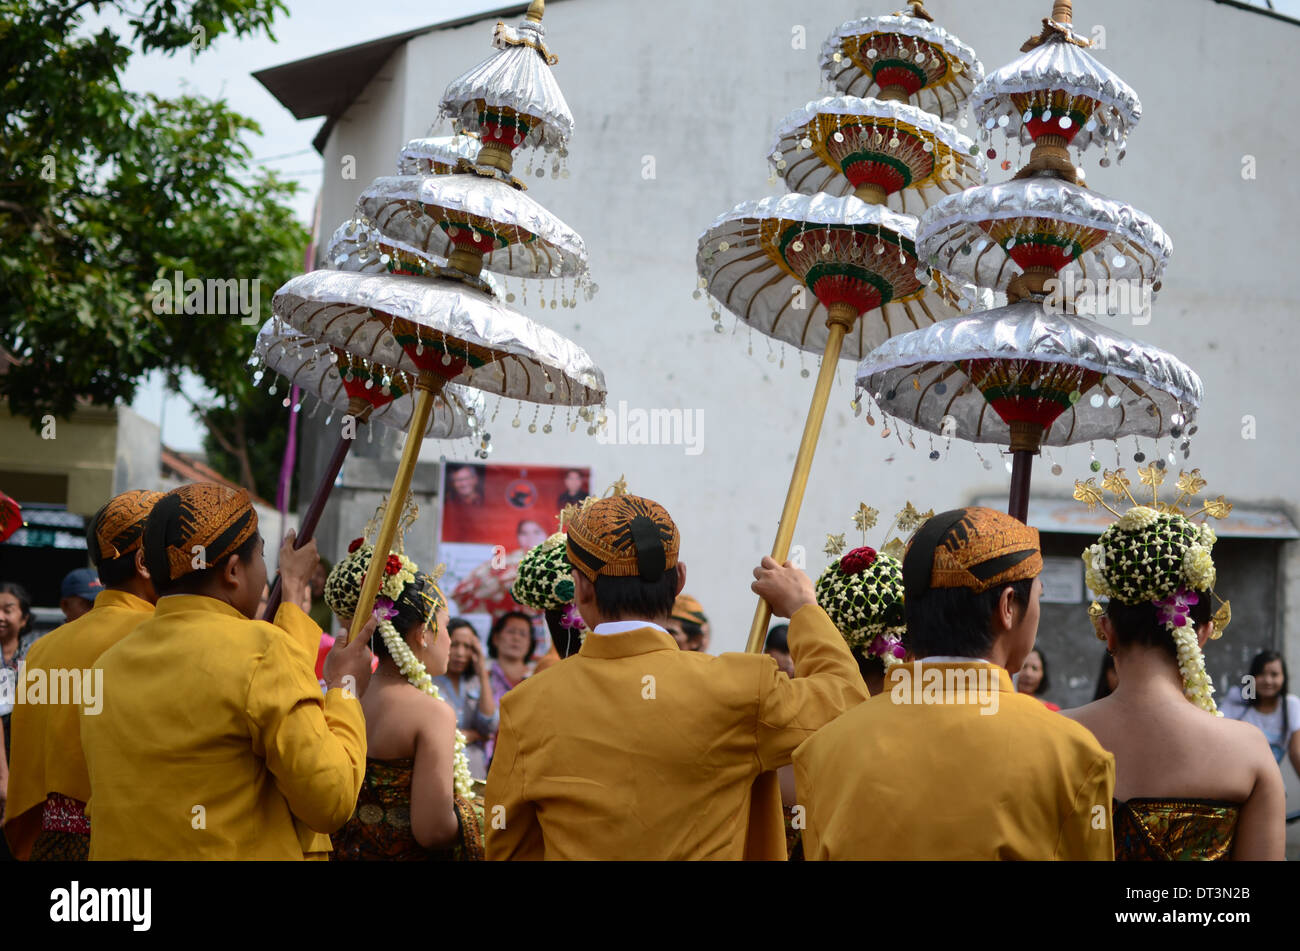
[272,602,323,658]
[792,752,822,860]
[245,632,367,835]
[484,700,544,860]
[1056,753,1116,860]
[754,603,870,771]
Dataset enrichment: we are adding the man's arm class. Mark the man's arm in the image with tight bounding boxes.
[484,700,543,860]
[753,603,869,770]
[246,633,368,835]
[1056,754,1115,860]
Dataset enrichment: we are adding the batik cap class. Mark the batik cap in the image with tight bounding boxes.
[565,494,680,583]
[902,506,1041,602]
[671,593,707,625]
[87,489,165,565]
[143,483,258,587]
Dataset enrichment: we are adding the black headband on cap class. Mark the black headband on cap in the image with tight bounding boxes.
[902,508,968,604]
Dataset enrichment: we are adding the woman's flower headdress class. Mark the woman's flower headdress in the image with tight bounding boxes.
[818,502,929,666]
[1074,466,1231,714]
[322,494,472,795]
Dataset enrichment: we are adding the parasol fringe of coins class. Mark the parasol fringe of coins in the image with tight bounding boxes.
[696,0,993,652]
[259,0,608,637]
[855,0,1199,526]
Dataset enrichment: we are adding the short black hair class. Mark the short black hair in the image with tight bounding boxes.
[905,579,1036,658]
[157,533,260,597]
[1026,647,1051,693]
[0,581,33,636]
[853,648,884,686]
[593,572,677,622]
[765,624,790,653]
[1105,592,1211,660]
[488,610,536,662]
[447,617,479,639]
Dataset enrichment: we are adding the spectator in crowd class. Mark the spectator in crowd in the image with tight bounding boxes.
[59,568,103,622]
[485,610,535,762]
[0,581,39,767]
[672,594,710,652]
[1016,648,1059,711]
[1092,651,1118,701]
[1221,650,1300,775]
[488,611,535,701]
[433,619,499,779]
[764,624,794,677]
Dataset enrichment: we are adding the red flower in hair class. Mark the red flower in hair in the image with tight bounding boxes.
[347,537,364,553]
[840,546,877,576]
[385,554,402,576]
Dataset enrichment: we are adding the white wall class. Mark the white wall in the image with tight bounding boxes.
[311,0,1298,670]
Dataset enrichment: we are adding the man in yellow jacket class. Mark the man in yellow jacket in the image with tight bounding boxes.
[793,506,1115,860]
[80,482,375,860]
[485,493,868,860]
[4,490,162,860]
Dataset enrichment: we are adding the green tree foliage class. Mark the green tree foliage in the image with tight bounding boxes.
[0,0,307,502]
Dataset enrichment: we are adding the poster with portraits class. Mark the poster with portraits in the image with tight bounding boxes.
[438,463,591,662]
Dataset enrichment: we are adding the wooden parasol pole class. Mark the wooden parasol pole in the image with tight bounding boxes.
[746,302,856,653]
[344,372,446,644]
[262,398,375,621]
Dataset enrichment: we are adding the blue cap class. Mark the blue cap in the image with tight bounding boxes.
[61,567,104,602]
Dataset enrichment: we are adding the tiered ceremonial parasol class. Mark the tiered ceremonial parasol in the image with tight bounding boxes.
[697,2,989,651]
[856,0,1195,522]
[267,0,606,641]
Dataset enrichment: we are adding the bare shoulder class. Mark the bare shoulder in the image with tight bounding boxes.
[1061,697,1108,728]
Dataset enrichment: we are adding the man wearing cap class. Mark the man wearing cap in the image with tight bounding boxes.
[793,507,1115,860]
[485,493,868,860]
[58,569,103,623]
[666,593,710,652]
[80,483,375,860]
[4,491,161,860]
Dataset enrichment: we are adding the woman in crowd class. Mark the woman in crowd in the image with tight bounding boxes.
[1221,650,1300,775]
[325,544,482,861]
[0,582,38,772]
[432,619,498,780]
[484,611,535,764]
[1016,648,1059,711]
[1065,500,1283,860]
[487,610,535,702]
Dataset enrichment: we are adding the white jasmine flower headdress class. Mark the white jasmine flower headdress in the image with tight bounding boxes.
[1074,467,1231,714]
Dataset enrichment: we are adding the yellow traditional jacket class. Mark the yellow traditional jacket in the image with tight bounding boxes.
[793,661,1116,860]
[80,595,366,860]
[4,589,153,859]
[485,603,867,860]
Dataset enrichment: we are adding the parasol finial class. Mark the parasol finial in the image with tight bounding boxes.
[901,1,934,22]
[525,0,545,22]
[1051,0,1073,25]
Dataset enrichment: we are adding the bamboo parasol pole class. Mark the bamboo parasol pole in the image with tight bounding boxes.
[746,302,856,653]
[344,372,446,643]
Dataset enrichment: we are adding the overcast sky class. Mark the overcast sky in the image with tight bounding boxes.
[114,0,1300,452]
